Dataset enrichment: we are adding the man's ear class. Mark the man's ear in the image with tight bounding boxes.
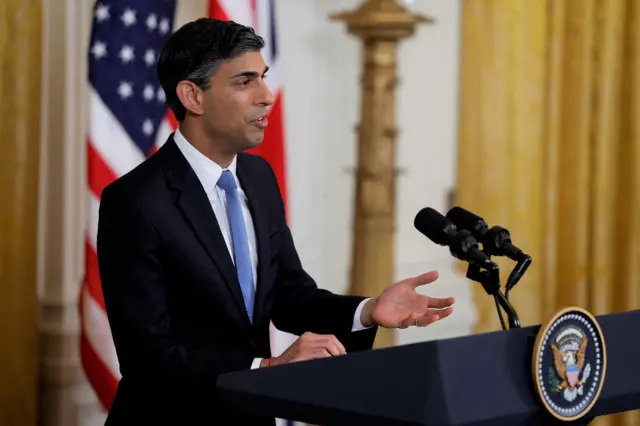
[175,80,205,117]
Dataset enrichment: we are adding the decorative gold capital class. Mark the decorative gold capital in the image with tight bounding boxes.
[330,0,433,40]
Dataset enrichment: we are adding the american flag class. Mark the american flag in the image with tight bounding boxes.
[80,0,177,411]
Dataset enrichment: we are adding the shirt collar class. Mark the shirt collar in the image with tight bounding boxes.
[173,128,238,193]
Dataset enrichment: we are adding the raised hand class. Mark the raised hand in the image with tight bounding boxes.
[361,270,455,329]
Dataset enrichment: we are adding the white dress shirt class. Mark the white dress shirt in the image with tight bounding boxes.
[173,129,371,369]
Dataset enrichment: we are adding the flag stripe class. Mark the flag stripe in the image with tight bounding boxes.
[90,89,146,177]
[151,112,175,154]
[81,288,121,380]
[80,289,120,372]
[80,332,120,410]
[85,242,105,310]
[250,0,258,29]
[88,139,118,197]
[164,111,179,135]
[218,0,253,26]
[88,193,100,250]
[209,1,229,20]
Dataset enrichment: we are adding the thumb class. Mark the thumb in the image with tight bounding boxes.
[408,270,440,288]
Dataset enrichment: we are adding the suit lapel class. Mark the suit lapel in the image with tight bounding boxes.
[160,139,251,326]
[237,154,271,328]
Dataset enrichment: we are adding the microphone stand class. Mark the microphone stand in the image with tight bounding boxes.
[505,254,532,301]
[466,262,521,330]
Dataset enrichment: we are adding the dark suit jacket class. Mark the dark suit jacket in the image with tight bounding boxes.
[97,136,377,425]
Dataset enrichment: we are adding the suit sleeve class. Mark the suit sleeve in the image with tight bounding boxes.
[97,183,253,392]
[263,163,378,353]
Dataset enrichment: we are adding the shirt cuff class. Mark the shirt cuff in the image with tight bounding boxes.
[352,298,374,331]
[251,358,262,369]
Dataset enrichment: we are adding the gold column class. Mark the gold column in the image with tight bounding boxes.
[331,0,431,348]
[0,1,42,426]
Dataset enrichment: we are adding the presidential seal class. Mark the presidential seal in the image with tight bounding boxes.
[532,307,607,421]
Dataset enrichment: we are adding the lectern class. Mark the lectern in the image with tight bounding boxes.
[216,310,640,425]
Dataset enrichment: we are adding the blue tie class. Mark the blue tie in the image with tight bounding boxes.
[217,170,255,322]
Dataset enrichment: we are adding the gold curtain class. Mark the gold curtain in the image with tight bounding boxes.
[0,1,42,426]
[457,1,639,425]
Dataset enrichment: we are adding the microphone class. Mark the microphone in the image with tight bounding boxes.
[414,207,521,330]
[446,206,532,300]
[414,207,496,268]
[445,206,526,261]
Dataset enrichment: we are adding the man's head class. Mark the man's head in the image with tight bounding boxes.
[157,18,273,153]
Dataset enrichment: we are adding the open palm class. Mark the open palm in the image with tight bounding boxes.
[370,271,455,328]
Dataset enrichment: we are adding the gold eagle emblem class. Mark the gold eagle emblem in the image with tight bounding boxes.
[551,336,587,392]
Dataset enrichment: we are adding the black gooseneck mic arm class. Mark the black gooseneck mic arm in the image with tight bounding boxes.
[505,255,532,301]
[465,262,520,330]
[481,225,532,302]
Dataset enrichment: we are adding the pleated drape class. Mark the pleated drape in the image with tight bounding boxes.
[457,1,639,424]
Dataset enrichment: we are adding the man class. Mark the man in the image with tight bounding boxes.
[97,18,455,425]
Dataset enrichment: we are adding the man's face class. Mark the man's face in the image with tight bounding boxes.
[202,51,273,151]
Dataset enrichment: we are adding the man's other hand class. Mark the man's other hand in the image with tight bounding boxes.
[265,332,346,367]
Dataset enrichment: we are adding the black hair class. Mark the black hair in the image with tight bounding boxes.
[157,18,265,121]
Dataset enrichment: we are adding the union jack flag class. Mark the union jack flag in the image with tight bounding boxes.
[80,0,177,411]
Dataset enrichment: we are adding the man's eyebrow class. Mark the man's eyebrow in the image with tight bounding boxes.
[230,66,269,79]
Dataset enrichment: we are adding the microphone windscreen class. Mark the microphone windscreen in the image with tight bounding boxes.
[446,206,486,233]
[414,207,451,246]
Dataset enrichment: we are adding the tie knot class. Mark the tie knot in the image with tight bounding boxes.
[217,170,237,192]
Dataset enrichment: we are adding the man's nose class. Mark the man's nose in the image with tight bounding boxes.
[258,80,275,107]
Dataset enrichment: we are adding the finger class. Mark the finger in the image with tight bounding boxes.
[324,341,345,356]
[400,313,420,328]
[314,349,333,358]
[312,337,344,356]
[397,318,410,329]
[317,335,346,354]
[408,270,440,288]
[417,314,439,327]
[324,342,342,356]
[418,307,454,326]
[436,306,454,320]
[329,336,347,355]
[296,349,330,363]
[428,296,456,309]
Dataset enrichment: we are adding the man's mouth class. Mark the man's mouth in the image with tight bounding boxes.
[252,114,268,129]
